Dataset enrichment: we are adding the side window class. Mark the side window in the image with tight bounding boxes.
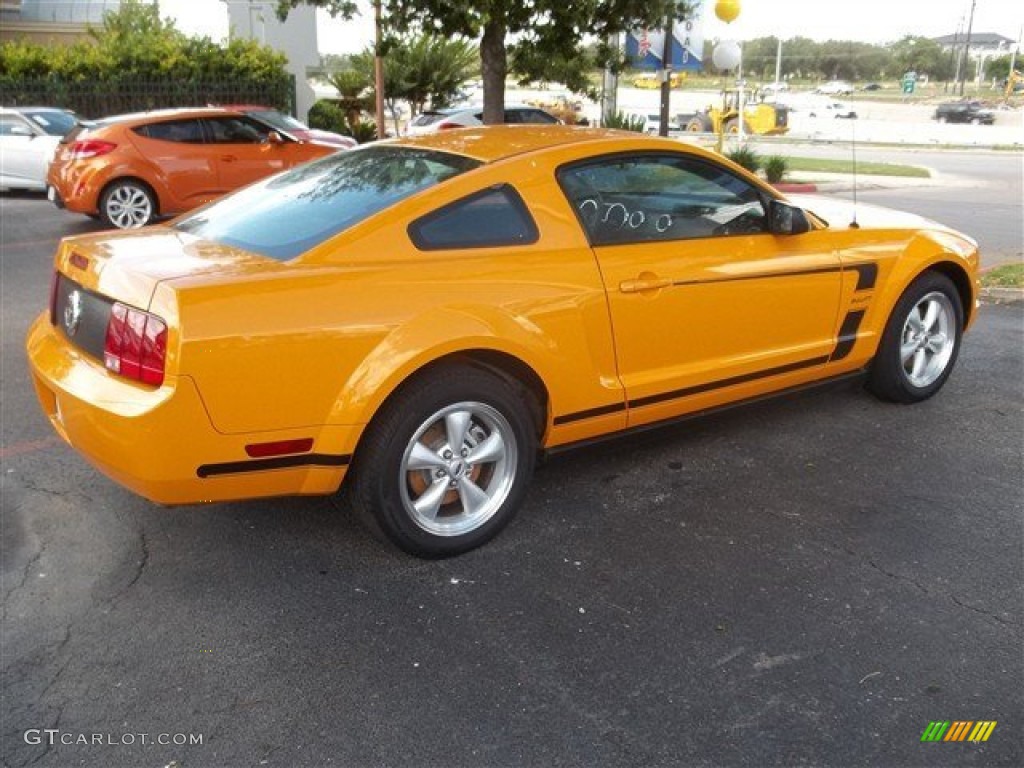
[0,115,34,137]
[524,110,558,124]
[409,184,539,250]
[206,116,271,144]
[501,110,523,124]
[557,154,770,246]
[135,119,204,143]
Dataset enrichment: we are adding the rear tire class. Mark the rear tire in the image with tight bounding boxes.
[99,179,156,229]
[349,366,538,558]
[867,272,963,403]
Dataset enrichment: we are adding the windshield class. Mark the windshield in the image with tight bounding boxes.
[174,146,481,260]
[248,109,307,133]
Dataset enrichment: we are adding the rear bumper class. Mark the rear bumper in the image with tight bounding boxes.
[26,312,352,504]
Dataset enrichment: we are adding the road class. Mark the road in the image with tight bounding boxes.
[749,143,1024,267]
[2,177,1022,767]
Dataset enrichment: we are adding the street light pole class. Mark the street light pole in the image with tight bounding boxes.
[659,15,674,137]
[959,0,977,96]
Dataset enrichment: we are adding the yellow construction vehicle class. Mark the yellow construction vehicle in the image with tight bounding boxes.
[1005,70,1023,100]
[683,89,789,135]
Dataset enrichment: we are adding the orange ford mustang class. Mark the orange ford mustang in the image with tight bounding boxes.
[46,107,338,229]
[26,126,980,557]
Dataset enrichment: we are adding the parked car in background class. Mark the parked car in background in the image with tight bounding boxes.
[220,104,357,149]
[27,126,979,557]
[406,105,560,134]
[933,100,995,125]
[46,107,337,229]
[0,107,83,191]
[815,80,854,95]
[808,100,858,119]
[861,82,884,91]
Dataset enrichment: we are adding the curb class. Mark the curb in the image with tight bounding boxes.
[773,182,818,193]
[980,287,1024,304]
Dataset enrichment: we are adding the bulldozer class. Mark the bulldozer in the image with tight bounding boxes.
[683,89,789,135]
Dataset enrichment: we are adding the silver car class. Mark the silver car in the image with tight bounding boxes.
[406,105,560,135]
[0,107,81,191]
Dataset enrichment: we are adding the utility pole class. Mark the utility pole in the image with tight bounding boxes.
[774,37,782,85]
[373,0,386,138]
[658,16,674,137]
[959,0,977,96]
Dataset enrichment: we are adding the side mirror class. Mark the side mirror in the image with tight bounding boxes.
[770,200,811,235]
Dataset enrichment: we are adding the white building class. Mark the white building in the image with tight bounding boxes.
[222,1,319,121]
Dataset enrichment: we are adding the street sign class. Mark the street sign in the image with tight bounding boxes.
[902,71,917,94]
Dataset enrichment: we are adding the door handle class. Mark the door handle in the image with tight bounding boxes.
[620,276,672,293]
[221,154,238,162]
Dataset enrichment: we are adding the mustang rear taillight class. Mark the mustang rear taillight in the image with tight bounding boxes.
[436,121,462,130]
[70,139,117,160]
[104,303,167,386]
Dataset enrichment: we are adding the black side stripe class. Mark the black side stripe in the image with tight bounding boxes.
[627,355,831,409]
[851,262,878,291]
[553,401,627,426]
[554,305,869,425]
[829,309,866,362]
[673,265,842,287]
[197,453,351,479]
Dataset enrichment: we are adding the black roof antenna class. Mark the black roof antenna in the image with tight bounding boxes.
[849,117,860,229]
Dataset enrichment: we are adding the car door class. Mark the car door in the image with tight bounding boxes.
[557,152,842,427]
[128,117,219,210]
[0,113,57,189]
[204,115,296,193]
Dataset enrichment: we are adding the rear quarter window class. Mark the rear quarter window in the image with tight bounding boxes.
[408,185,539,250]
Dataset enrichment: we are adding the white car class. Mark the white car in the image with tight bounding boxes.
[808,100,858,119]
[406,105,559,135]
[0,107,80,191]
[815,80,854,96]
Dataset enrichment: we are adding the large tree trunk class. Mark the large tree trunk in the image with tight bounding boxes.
[480,16,507,125]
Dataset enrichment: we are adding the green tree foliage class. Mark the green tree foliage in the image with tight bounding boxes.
[350,34,478,132]
[277,0,679,123]
[891,36,953,80]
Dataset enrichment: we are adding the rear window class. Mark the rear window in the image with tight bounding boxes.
[410,112,452,127]
[174,146,481,260]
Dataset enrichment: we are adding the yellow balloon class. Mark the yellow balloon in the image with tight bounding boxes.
[715,0,742,23]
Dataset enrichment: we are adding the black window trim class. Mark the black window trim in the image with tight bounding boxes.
[407,183,540,252]
[555,149,779,248]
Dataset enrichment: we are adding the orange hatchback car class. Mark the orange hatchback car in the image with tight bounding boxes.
[46,107,339,229]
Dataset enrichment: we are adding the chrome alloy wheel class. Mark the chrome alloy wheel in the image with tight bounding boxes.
[900,291,956,388]
[399,402,517,537]
[105,184,152,229]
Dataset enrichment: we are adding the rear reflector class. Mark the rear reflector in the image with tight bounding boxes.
[245,438,314,458]
[69,252,89,270]
[49,271,59,324]
[69,139,116,160]
[104,302,167,386]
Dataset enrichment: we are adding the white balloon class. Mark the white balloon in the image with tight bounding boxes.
[712,40,742,71]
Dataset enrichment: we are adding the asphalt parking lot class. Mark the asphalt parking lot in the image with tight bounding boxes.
[2,192,1022,767]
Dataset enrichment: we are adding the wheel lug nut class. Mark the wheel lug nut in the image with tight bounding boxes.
[461,448,468,457]
[443,450,452,459]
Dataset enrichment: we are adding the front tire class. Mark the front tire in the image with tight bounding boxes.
[99,179,156,229]
[867,272,963,403]
[349,366,538,558]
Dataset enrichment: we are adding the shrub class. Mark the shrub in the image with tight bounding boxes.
[307,100,347,134]
[343,119,378,144]
[601,110,647,133]
[764,155,788,183]
[725,146,762,173]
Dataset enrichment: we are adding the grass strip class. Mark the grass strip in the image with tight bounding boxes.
[981,263,1024,288]
[784,157,931,177]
